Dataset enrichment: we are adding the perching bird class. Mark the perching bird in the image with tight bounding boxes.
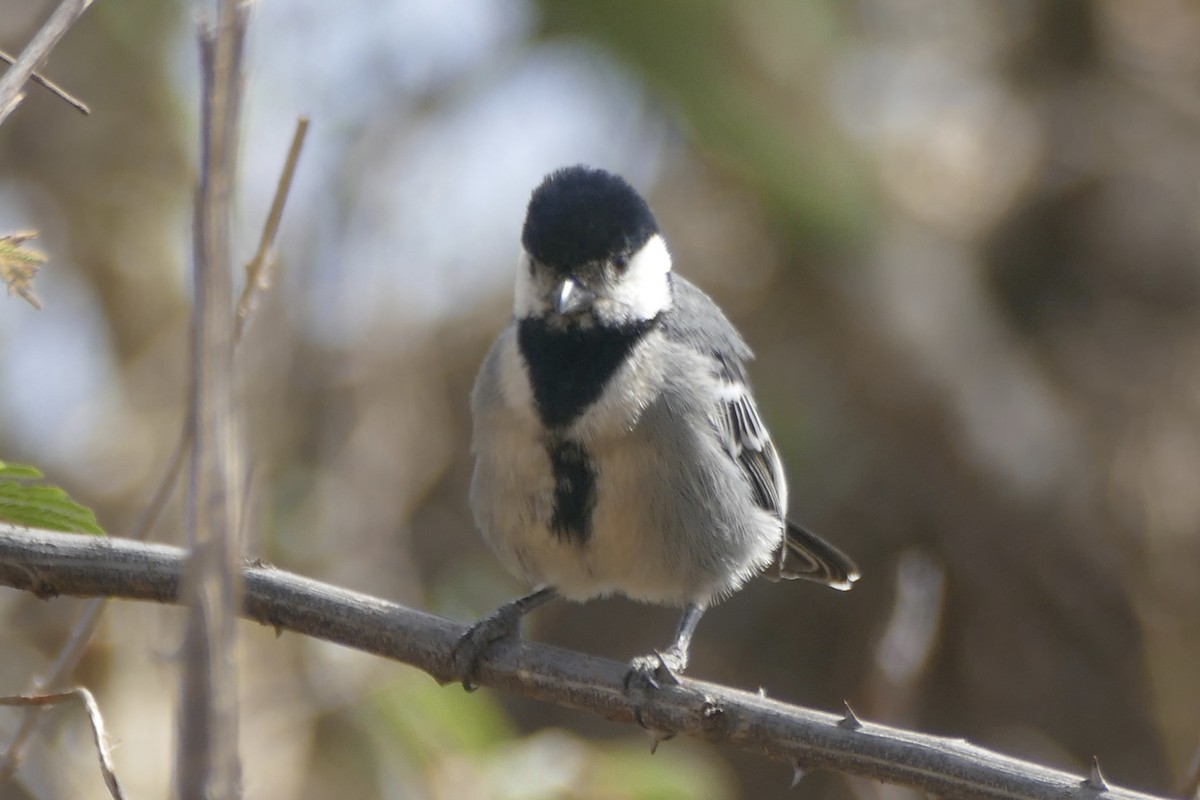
[455,165,859,690]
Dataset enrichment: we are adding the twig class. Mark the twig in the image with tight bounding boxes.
[0,47,89,115]
[180,0,249,796]
[0,0,96,126]
[235,115,309,340]
[0,687,123,800]
[0,524,1172,800]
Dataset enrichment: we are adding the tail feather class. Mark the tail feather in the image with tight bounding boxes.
[775,520,860,590]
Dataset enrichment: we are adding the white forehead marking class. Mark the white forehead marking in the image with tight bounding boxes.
[608,233,673,321]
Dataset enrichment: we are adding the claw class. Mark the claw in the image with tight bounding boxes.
[451,608,521,691]
[625,645,688,742]
[450,588,557,691]
[625,647,686,692]
[652,651,684,687]
[450,630,488,692]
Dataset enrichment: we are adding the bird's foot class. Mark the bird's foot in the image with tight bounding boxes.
[624,646,687,692]
[451,606,524,692]
[624,646,688,742]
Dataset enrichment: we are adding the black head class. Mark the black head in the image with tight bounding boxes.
[521,166,659,275]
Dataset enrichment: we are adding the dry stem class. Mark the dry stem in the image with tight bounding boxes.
[0,47,89,115]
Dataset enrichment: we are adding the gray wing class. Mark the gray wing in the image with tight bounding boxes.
[659,276,787,522]
[661,276,861,590]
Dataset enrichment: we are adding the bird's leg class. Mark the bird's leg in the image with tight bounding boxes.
[626,603,706,690]
[452,587,556,691]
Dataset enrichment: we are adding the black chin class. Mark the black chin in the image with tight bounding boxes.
[518,314,658,430]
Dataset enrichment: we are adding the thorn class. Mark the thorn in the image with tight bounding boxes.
[647,727,675,754]
[790,760,808,788]
[757,686,768,698]
[838,701,863,730]
[1081,756,1109,792]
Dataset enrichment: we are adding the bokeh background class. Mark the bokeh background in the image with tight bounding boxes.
[2,1,1200,798]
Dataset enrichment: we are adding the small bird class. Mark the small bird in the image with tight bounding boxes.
[455,165,859,690]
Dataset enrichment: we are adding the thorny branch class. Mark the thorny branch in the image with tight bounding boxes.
[0,524,1173,800]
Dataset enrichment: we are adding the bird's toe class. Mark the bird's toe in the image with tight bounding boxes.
[451,609,522,691]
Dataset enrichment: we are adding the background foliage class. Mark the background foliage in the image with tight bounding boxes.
[2,1,1199,798]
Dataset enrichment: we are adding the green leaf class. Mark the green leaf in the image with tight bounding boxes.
[0,460,44,480]
[0,460,104,535]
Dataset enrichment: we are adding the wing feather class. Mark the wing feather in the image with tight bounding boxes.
[661,276,860,589]
[716,379,787,519]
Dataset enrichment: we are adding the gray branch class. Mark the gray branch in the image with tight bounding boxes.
[0,524,1170,800]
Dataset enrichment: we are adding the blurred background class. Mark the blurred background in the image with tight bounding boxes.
[2,0,1200,798]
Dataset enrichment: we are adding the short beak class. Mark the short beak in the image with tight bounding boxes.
[554,277,595,315]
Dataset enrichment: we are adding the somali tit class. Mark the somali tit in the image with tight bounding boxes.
[455,165,859,689]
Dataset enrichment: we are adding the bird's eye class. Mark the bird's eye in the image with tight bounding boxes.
[612,253,630,272]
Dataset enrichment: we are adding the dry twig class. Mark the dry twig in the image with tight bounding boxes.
[0,0,96,126]
[0,523,1173,800]
[0,47,89,115]
[0,687,123,800]
[236,115,309,339]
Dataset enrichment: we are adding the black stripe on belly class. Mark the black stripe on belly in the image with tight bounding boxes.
[547,439,595,545]
[518,317,655,430]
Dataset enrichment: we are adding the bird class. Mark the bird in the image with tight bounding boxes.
[454,165,859,691]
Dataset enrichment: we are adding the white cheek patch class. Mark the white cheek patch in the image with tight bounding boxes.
[608,234,673,320]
